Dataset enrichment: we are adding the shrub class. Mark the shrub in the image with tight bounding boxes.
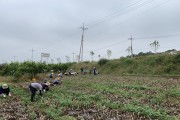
[164,63,176,73]
[13,70,22,82]
[174,53,180,63]
[98,58,109,66]
[122,58,133,65]
[83,61,90,64]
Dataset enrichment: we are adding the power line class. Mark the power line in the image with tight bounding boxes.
[86,32,179,54]
[90,40,127,52]
[42,0,174,62]
[87,0,155,29]
[87,0,158,40]
[86,0,146,27]
[38,0,155,51]
[134,33,180,39]
[36,0,157,60]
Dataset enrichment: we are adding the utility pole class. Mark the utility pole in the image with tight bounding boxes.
[128,36,133,58]
[72,53,75,62]
[79,23,88,62]
[30,48,35,62]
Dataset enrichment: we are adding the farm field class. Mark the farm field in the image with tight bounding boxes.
[0,75,180,120]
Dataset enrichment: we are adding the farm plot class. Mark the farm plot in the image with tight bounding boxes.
[0,75,179,120]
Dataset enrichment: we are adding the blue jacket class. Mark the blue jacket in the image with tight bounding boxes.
[0,86,10,94]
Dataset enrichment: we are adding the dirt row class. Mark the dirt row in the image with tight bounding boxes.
[0,90,48,120]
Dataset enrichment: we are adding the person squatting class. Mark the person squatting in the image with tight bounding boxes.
[0,83,11,97]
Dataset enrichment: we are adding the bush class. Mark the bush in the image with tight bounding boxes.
[13,70,22,82]
[83,61,90,64]
[98,58,109,66]
[164,63,176,73]
[174,53,180,63]
[122,58,133,65]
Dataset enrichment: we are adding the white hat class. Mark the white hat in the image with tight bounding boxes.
[45,81,51,86]
[2,84,8,89]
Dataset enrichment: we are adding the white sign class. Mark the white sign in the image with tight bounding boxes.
[41,53,50,57]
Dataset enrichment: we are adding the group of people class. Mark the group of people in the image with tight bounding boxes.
[51,67,98,77]
[50,70,63,79]
[29,76,62,102]
[1,68,97,102]
[81,67,98,75]
[0,71,62,102]
[29,70,62,102]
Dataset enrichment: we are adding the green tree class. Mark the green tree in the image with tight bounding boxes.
[150,40,160,53]
[66,56,70,63]
[126,46,131,56]
[107,49,112,60]
[90,51,95,61]
[19,61,39,79]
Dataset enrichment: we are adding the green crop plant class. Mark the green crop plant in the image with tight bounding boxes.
[167,89,180,98]
[29,111,36,120]
[124,104,172,120]
[150,94,165,105]
[46,107,63,119]
[104,101,122,109]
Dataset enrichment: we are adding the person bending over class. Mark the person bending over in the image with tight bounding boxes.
[53,78,61,85]
[29,82,43,102]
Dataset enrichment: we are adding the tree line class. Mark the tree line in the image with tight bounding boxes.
[0,61,72,81]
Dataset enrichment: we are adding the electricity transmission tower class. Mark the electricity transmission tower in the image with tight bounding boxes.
[78,23,88,62]
[128,36,133,58]
[30,48,35,61]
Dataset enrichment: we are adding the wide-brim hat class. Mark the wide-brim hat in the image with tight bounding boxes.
[45,81,51,86]
[2,84,8,89]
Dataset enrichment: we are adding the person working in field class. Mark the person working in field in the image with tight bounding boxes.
[0,84,12,97]
[53,77,61,85]
[29,82,43,102]
[58,71,63,79]
[41,81,50,92]
[49,70,54,79]
[93,67,98,75]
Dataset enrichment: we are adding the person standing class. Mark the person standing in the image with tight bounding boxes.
[84,67,87,75]
[80,67,83,74]
[93,67,97,75]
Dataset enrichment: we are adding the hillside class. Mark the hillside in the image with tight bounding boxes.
[71,53,180,76]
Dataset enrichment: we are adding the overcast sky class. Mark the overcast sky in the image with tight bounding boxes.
[0,0,180,63]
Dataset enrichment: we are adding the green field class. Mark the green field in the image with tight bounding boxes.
[0,75,179,120]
